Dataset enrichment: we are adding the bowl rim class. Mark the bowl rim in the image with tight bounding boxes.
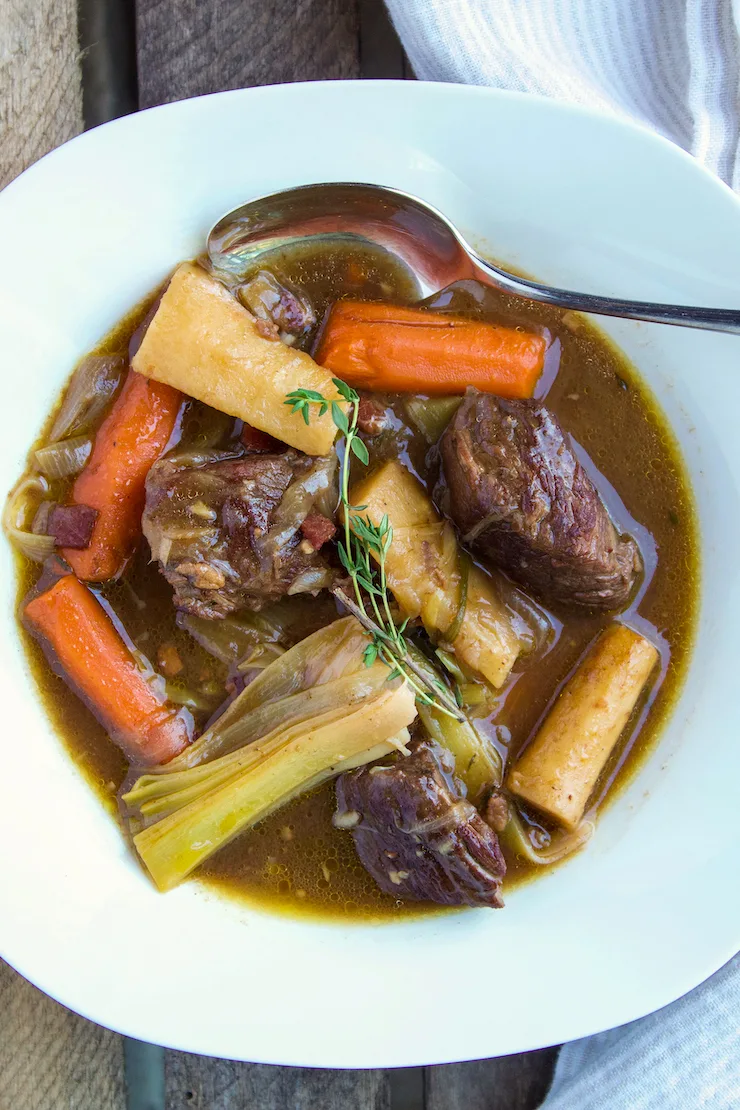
[0,78,738,1067]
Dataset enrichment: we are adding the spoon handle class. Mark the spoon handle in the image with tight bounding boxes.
[471,253,740,335]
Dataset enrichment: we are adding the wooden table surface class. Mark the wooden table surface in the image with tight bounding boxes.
[0,2,558,1106]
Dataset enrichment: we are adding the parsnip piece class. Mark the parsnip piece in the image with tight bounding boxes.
[347,460,524,688]
[132,262,342,455]
[506,623,659,829]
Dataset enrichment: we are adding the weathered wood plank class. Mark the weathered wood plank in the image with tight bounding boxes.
[165,1055,389,1109]
[0,961,126,1110]
[425,1050,559,1110]
[135,0,360,109]
[0,0,83,187]
[79,0,138,126]
[358,0,405,79]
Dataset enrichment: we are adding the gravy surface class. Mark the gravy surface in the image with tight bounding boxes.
[16,243,699,920]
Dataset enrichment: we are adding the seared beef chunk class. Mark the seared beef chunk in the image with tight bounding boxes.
[143,450,337,618]
[47,504,99,549]
[334,737,506,908]
[438,391,641,610]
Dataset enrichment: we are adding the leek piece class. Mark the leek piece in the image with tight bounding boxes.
[164,616,369,770]
[405,396,462,443]
[178,611,282,666]
[129,686,415,890]
[126,667,395,814]
[124,617,418,890]
[409,644,502,800]
[179,596,328,666]
[499,807,594,866]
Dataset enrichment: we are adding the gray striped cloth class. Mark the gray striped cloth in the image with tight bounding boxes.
[385,0,740,188]
[383,2,740,1106]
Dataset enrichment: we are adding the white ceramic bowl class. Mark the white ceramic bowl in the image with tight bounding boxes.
[0,81,738,1068]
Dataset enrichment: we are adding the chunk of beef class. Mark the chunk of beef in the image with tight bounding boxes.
[334,737,506,908]
[143,450,337,618]
[438,391,641,611]
[47,504,99,549]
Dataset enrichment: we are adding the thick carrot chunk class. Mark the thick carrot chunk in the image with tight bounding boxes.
[316,301,546,397]
[63,370,182,581]
[25,575,191,765]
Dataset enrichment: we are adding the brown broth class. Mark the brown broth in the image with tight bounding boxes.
[13,243,698,921]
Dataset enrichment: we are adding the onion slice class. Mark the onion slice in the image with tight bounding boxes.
[3,474,55,561]
[35,436,92,479]
[48,354,124,442]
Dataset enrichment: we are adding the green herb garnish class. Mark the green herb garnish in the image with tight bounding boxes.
[285,380,462,720]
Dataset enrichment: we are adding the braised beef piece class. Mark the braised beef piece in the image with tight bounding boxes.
[334,737,506,909]
[143,450,337,619]
[437,391,641,611]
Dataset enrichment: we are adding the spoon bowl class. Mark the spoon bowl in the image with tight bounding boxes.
[209,181,740,334]
[207,182,467,297]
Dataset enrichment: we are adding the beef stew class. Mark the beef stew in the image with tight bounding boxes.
[7,236,698,920]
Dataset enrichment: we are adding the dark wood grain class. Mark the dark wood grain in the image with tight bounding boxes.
[165,1055,390,1109]
[359,0,405,79]
[136,0,360,108]
[79,0,138,126]
[0,961,126,1110]
[425,1050,559,1110]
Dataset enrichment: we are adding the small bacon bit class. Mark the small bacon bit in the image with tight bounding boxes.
[300,511,337,550]
[357,395,390,437]
[239,423,284,453]
[48,504,99,549]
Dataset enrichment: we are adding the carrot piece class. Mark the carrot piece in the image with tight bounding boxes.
[24,575,191,765]
[63,370,182,580]
[315,301,546,397]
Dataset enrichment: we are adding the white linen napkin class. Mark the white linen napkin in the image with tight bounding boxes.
[385,0,740,189]
[542,953,740,1109]
[383,2,740,1105]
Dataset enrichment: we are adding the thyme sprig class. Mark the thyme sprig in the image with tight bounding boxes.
[285,380,462,720]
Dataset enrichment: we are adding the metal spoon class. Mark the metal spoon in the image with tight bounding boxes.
[208,182,740,334]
